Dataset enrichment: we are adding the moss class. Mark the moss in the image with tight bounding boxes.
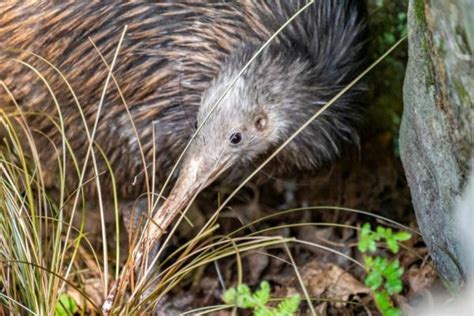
[413,0,427,28]
[411,0,435,89]
[422,40,435,89]
[453,79,472,106]
[455,24,471,55]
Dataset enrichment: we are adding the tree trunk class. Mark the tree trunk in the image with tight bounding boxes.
[400,0,473,287]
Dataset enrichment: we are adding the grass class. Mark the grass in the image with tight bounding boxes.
[0,111,99,314]
[0,2,412,315]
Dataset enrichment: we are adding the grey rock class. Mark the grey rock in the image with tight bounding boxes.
[400,0,473,287]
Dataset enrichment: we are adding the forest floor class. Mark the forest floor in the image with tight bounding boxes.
[153,131,440,315]
[77,129,441,315]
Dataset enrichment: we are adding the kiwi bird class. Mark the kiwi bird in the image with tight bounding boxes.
[0,0,367,305]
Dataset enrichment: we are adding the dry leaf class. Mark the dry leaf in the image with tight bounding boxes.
[406,263,437,294]
[245,250,270,285]
[277,261,369,308]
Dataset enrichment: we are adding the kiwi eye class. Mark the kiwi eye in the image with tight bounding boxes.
[229,132,243,145]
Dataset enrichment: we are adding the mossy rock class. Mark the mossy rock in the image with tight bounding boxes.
[400,0,473,288]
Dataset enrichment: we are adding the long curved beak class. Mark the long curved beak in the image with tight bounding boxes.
[105,152,232,312]
[140,152,231,255]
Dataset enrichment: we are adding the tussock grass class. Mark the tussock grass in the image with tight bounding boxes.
[0,109,101,314]
[0,38,125,313]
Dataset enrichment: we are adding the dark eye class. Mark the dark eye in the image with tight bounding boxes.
[229,132,243,145]
[194,121,198,129]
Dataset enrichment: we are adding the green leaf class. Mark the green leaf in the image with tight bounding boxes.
[223,287,238,305]
[236,284,251,295]
[223,284,255,308]
[358,223,373,253]
[358,239,369,252]
[385,279,403,295]
[237,284,255,308]
[394,231,411,242]
[358,238,369,253]
[385,307,401,316]
[374,291,392,311]
[373,256,388,271]
[384,260,402,279]
[386,236,399,253]
[376,226,386,237]
[223,282,301,315]
[368,239,378,253]
[361,223,372,233]
[359,224,409,316]
[254,306,272,316]
[359,223,380,253]
[253,281,271,305]
[364,255,374,268]
[365,270,383,290]
[276,294,300,316]
[55,293,78,316]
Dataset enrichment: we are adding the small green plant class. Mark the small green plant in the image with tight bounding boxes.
[358,223,411,316]
[223,281,300,316]
[54,293,78,316]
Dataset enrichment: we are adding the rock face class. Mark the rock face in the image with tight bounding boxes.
[400,0,473,287]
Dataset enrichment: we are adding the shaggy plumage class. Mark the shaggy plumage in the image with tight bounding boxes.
[0,0,367,200]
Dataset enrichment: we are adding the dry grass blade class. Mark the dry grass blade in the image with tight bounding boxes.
[129,223,367,313]
[283,242,317,316]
